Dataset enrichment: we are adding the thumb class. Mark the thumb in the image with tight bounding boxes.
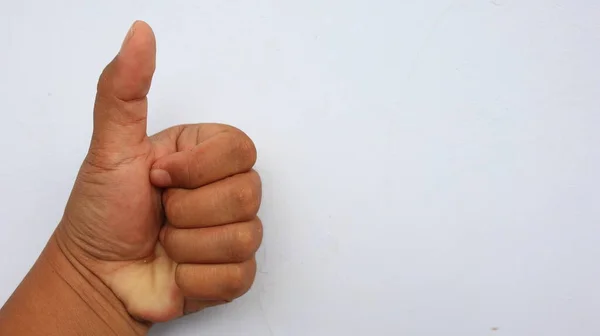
[92,21,156,150]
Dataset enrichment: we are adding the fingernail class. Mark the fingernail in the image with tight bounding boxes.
[120,21,138,53]
[150,169,172,187]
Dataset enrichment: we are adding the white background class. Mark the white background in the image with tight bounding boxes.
[1,1,600,335]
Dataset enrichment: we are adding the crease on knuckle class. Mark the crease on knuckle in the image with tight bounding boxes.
[223,264,251,300]
[85,139,149,170]
[234,179,261,218]
[84,149,122,172]
[186,148,205,187]
[231,131,257,170]
[229,227,258,261]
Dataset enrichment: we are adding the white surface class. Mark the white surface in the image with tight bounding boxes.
[1,1,600,335]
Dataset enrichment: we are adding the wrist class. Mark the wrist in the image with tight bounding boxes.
[0,230,150,336]
[49,230,151,335]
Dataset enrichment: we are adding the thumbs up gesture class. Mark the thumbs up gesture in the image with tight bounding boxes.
[57,21,262,323]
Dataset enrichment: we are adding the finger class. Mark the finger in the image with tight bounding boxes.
[150,129,257,189]
[163,171,261,228]
[149,124,235,160]
[91,21,156,153]
[161,218,263,263]
[175,259,257,301]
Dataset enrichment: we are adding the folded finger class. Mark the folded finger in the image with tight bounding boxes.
[151,129,256,189]
[161,218,263,264]
[163,170,261,228]
[175,259,257,301]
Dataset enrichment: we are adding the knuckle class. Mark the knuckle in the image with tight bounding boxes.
[85,137,150,171]
[233,176,262,217]
[84,148,121,172]
[186,150,202,187]
[254,217,264,241]
[229,225,261,261]
[234,187,259,217]
[224,263,255,300]
[231,130,257,168]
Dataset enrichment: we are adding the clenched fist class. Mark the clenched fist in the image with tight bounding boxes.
[54,21,262,323]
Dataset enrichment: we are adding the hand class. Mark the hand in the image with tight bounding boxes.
[56,21,262,323]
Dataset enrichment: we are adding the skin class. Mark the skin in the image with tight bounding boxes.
[0,21,262,335]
